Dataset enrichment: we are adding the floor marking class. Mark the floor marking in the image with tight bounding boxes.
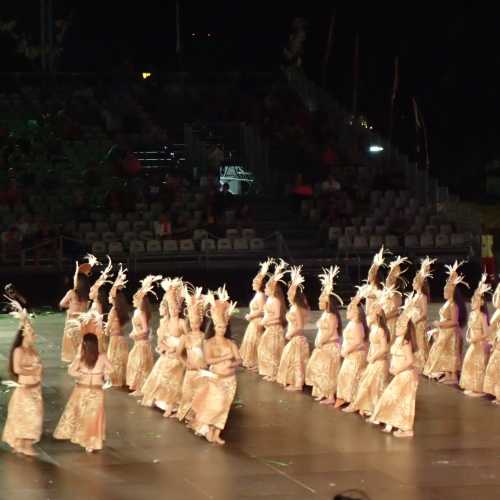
[261,462,317,495]
[183,477,216,499]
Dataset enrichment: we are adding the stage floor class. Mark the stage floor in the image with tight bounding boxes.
[1,306,500,500]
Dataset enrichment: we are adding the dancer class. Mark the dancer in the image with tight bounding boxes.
[240,258,273,371]
[383,256,409,342]
[424,261,468,384]
[346,291,390,417]
[365,247,385,315]
[88,256,113,353]
[141,277,187,417]
[54,330,113,452]
[277,265,310,391]
[190,286,241,445]
[126,275,161,396]
[484,281,500,404]
[370,296,419,437]
[106,265,130,387]
[177,284,208,423]
[59,256,96,363]
[2,297,43,456]
[410,257,435,371]
[257,259,288,382]
[459,274,490,397]
[335,289,368,409]
[305,266,343,405]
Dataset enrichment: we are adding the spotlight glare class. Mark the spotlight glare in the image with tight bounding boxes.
[142,72,151,80]
[369,145,384,153]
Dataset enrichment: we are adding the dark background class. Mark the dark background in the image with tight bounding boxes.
[1,2,499,197]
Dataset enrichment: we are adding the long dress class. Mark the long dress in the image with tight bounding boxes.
[412,293,429,371]
[350,325,389,414]
[240,293,265,369]
[177,332,206,422]
[336,321,367,403]
[53,356,108,450]
[372,337,419,431]
[89,302,108,353]
[305,313,341,400]
[2,348,43,449]
[257,299,285,380]
[141,332,185,411]
[423,301,461,376]
[383,291,401,343]
[276,307,310,388]
[460,311,489,393]
[126,310,154,391]
[484,330,500,400]
[191,340,238,436]
[106,308,129,387]
[60,290,88,363]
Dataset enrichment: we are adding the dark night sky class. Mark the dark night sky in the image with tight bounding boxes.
[1,2,500,194]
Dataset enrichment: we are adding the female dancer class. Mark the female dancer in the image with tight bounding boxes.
[191,286,241,445]
[277,266,310,391]
[334,289,368,409]
[410,257,435,371]
[106,265,130,387]
[424,261,468,384]
[370,296,419,437]
[383,256,409,342]
[54,331,113,452]
[459,274,490,397]
[126,275,162,396]
[484,281,500,404]
[177,284,208,423]
[305,266,343,405]
[365,246,385,315]
[258,259,288,382]
[88,256,113,353]
[141,277,187,417]
[59,256,95,363]
[240,259,273,370]
[2,298,43,456]
[346,291,390,417]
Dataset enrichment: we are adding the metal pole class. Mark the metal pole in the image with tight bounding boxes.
[40,0,46,71]
[47,0,54,72]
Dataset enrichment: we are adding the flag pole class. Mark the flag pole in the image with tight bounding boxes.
[322,8,336,88]
[387,56,399,167]
[176,0,182,69]
[352,33,359,119]
[411,96,421,168]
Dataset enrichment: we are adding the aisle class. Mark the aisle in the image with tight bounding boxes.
[1,309,500,500]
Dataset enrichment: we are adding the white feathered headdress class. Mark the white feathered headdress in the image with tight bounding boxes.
[318,266,343,306]
[472,273,491,303]
[386,255,410,288]
[134,275,163,301]
[366,246,387,283]
[206,285,238,328]
[110,264,128,298]
[444,260,469,290]
[73,253,100,288]
[4,295,31,330]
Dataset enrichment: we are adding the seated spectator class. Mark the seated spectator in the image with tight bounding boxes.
[214,182,234,216]
[153,213,173,238]
[321,173,341,194]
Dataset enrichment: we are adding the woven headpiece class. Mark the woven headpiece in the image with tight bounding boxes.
[206,285,238,328]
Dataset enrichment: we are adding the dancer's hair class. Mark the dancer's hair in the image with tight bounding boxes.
[255,276,266,292]
[113,289,130,326]
[292,287,310,310]
[74,273,90,302]
[403,319,418,352]
[327,296,343,333]
[453,286,468,328]
[353,303,369,340]
[421,279,430,300]
[480,301,490,324]
[81,333,99,369]
[8,328,25,380]
[204,318,232,339]
[96,284,111,316]
[376,309,391,344]
[272,282,288,327]
[139,294,152,323]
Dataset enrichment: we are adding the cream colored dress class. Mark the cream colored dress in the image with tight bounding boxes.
[351,326,389,413]
[257,298,285,379]
[106,308,129,387]
[276,307,310,388]
[336,321,367,403]
[484,329,500,399]
[383,291,401,343]
[372,337,418,431]
[412,293,429,371]
[2,348,43,449]
[305,312,341,399]
[60,290,88,363]
[126,310,154,391]
[460,310,489,393]
[240,292,265,369]
[423,301,461,376]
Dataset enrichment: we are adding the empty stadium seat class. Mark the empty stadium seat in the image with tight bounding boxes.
[95,222,110,233]
[217,238,232,251]
[115,220,130,234]
[440,224,453,235]
[385,235,399,250]
[425,225,438,235]
[233,238,249,250]
[85,232,99,243]
[338,235,352,251]
[359,225,372,236]
[91,241,106,254]
[375,225,387,236]
[345,226,357,238]
[250,238,265,251]
[369,235,383,250]
[242,228,256,239]
[365,217,376,227]
[309,209,320,223]
[435,234,450,248]
[404,235,419,249]
[225,210,236,224]
[126,212,138,223]
[108,242,124,255]
[451,233,465,247]
[353,235,368,249]
[133,221,148,232]
[200,239,215,252]
[225,228,239,239]
[178,239,195,252]
[328,227,342,241]
[139,230,154,240]
[420,233,434,248]
[163,240,179,253]
[129,240,145,253]
[193,229,208,241]
[351,217,362,227]
[146,240,162,253]
[123,231,136,243]
[78,222,93,234]
[102,232,117,243]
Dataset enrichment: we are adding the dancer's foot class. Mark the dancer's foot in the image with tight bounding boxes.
[367,419,380,425]
[393,429,413,438]
[382,424,393,433]
[492,399,500,405]
[342,404,357,413]
[320,397,336,405]
[129,391,142,397]
[285,385,302,392]
[333,399,345,409]
[85,448,94,454]
[440,373,458,385]
[22,445,38,457]
[464,390,484,398]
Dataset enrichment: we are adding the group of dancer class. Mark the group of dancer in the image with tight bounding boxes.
[2,247,500,457]
[2,254,242,456]
[240,249,500,438]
